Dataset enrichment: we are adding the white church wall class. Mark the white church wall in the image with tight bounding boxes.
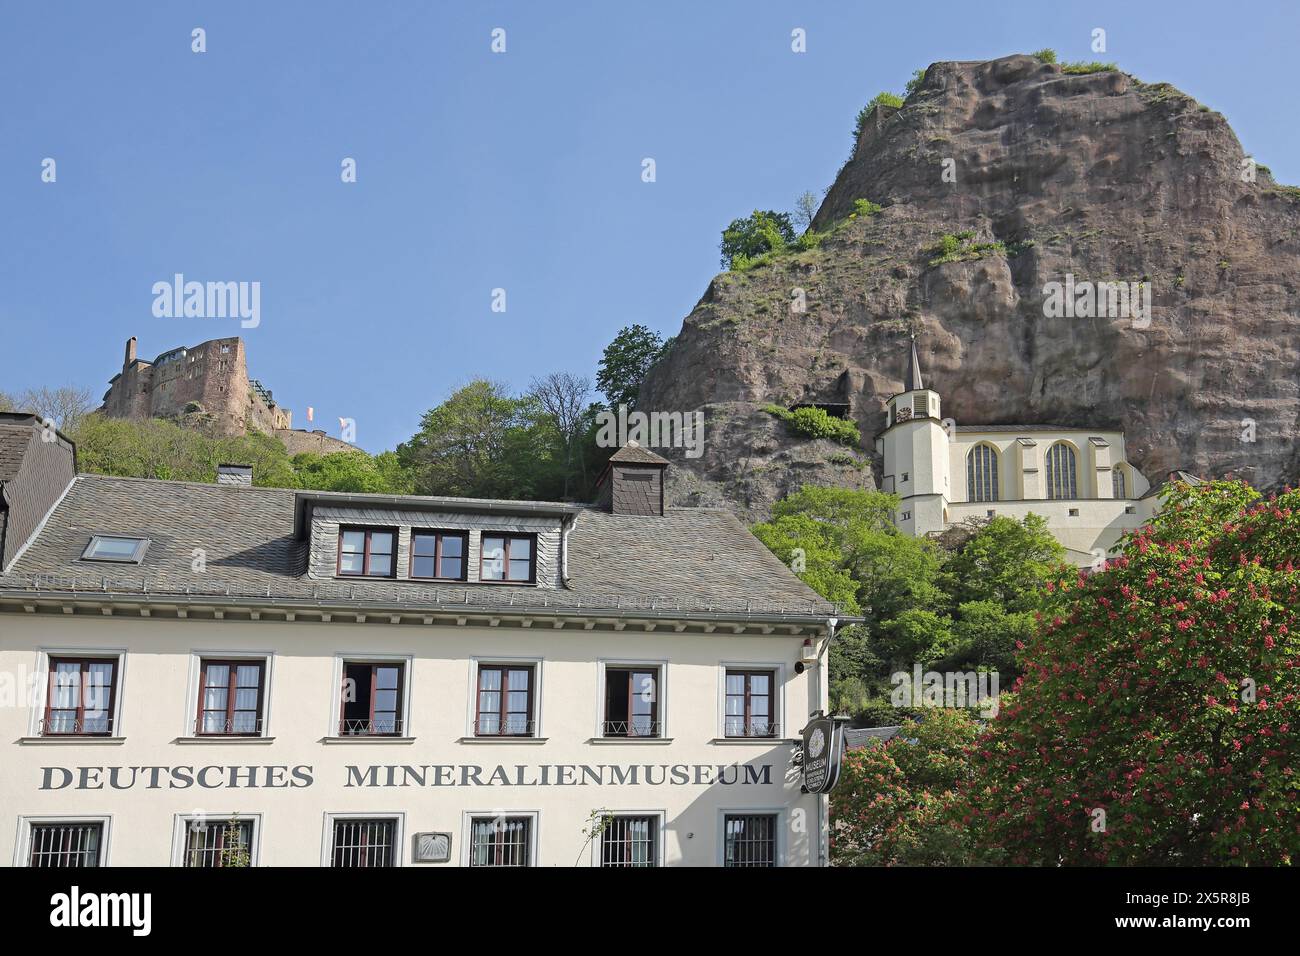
[945,498,1145,564]
[944,429,1148,504]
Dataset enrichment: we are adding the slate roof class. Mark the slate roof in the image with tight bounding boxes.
[0,474,836,619]
[843,726,902,748]
[0,424,34,482]
[904,336,925,392]
[1139,470,1203,500]
[607,443,670,466]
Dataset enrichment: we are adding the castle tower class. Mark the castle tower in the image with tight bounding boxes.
[879,335,950,537]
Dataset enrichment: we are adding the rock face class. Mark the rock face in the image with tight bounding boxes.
[638,54,1300,522]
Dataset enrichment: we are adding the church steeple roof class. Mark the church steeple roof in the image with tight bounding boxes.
[904,334,925,391]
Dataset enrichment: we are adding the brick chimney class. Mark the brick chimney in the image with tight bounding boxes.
[0,413,77,571]
[124,336,137,369]
[596,442,669,516]
[216,463,253,486]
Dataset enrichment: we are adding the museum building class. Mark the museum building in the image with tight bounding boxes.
[0,414,840,867]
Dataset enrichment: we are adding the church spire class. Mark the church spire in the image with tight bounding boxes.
[904,332,925,392]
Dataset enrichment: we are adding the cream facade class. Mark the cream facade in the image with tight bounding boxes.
[0,614,827,867]
[0,423,840,868]
[876,340,1169,565]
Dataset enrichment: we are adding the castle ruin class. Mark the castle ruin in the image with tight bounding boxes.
[101,336,291,437]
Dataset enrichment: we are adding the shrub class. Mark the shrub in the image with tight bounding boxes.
[762,404,861,446]
[1031,48,1058,64]
[1061,60,1118,75]
[904,68,927,98]
[853,92,905,140]
[852,198,883,218]
[720,210,796,270]
[927,233,1006,266]
[794,230,826,251]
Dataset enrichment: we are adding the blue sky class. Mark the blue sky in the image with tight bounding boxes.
[2,0,1296,452]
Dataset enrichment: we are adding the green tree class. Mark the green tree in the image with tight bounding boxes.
[595,325,670,410]
[372,451,416,495]
[751,512,861,614]
[753,485,906,617]
[970,481,1300,865]
[397,380,527,498]
[878,609,956,670]
[848,529,947,629]
[719,210,796,269]
[290,450,412,493]
[528,372,592,498]
[943,514,1064,612]
[753,486,952,716]
[944,600,1035,675]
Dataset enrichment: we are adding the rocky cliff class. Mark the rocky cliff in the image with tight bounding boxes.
[638,53,1300,521]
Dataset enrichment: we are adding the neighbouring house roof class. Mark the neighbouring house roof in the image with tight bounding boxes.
[0,474,836,621]
[843,726,902,748]
[1139,470,1203,501]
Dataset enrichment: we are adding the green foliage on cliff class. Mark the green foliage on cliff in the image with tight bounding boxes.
[720,210,797,270]
[928,233,1007,266]
[1030,50,1117,74]
[762,404,861,446]
[1061,60,1118,75]
[853,92,904,142]
[852,198,883,218]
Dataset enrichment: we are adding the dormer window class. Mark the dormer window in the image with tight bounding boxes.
[480,534,535,584]
[337,527,396,578]
[410,530,468,581]
[81,535,150,564]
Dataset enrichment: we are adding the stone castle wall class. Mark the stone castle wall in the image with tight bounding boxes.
[101,336,291,438]
[276,428,357,456]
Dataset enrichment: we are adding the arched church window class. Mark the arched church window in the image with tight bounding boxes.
[1045,443,1078,500]
[966,444,999,503]
[1112,465,1126,500]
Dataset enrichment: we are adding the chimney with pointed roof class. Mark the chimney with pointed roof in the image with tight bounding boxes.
[595,442,669,516]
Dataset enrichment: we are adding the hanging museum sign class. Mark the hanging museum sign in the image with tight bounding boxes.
[800,715,847,794]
